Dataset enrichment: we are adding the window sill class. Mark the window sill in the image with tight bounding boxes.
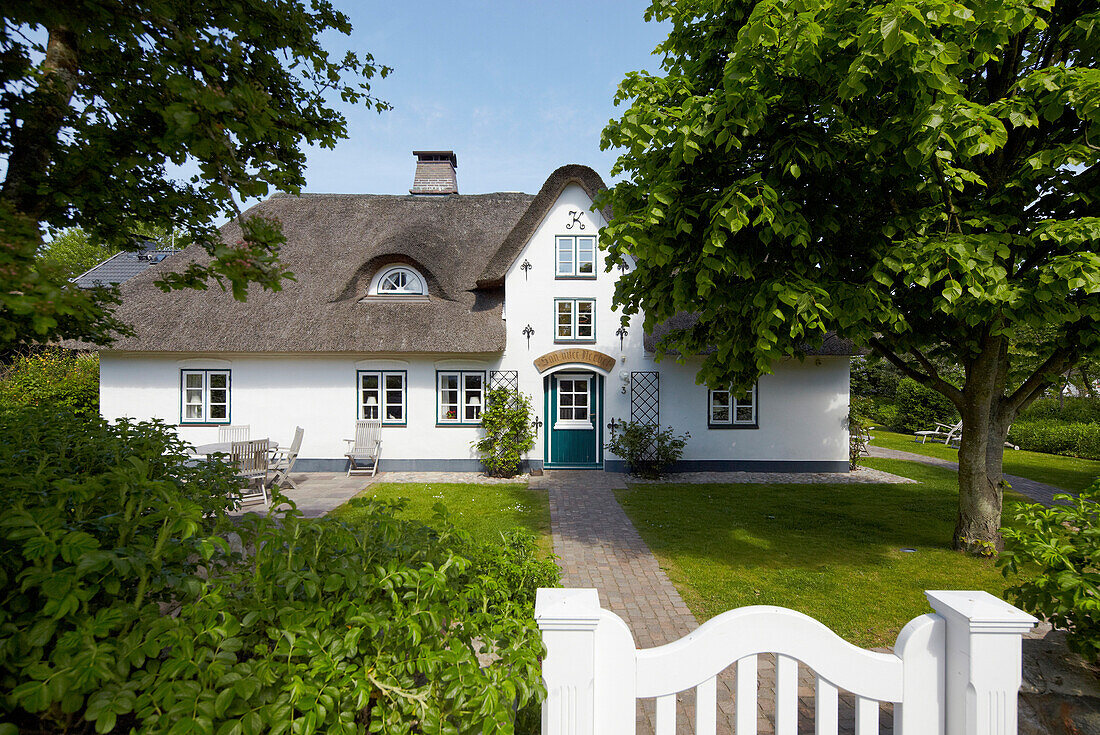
[177,422,231,427]
[554,421,594,431]
[436,422,483,428]
[554,274,598,280]
[707,423,759,430]
[375,422,407,427]
[554,339,597,345]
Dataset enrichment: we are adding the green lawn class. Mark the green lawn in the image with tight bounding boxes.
[329,482,553,556]
[870,428,1100,493]
[615,459,1028,648]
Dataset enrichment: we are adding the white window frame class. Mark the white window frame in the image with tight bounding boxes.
[180,369,231,424]
[368,266,427,296]
[555,235,597,278]
[358,370,406,425]
[708,384,758,427]
[554,298,596,342]
[554,373,593,430]
[436,371,485,425]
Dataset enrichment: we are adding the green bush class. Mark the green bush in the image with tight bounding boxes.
[0,407,548,734]
[850,357,901,400]
[606,420,690,478]
[0,350,99,419]
[474,388,537,477]
[1008,419,1100,460]
[1019,397,1100,425]
[893,377,958,434]
[999,481,1100,661]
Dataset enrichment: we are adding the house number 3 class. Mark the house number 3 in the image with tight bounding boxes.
[566,210,585,230]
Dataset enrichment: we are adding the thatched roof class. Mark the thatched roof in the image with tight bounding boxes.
[476,164,610,287]
[98,192,535,353]
[644,312,861,356]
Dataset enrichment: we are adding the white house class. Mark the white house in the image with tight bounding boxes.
[96,152,853,473]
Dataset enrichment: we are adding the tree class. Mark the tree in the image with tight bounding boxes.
[1,2,390,349]
[35,228,117,281]
[599,0,1100,550]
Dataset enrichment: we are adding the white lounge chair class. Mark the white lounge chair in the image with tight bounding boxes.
[919,420,1020,450]
[269,426,304,490]
[219,424,250,443]
[231,438,269,506]
[914,420,961,444]
[344,420,381,477]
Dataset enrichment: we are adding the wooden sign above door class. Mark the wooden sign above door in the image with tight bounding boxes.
[533,348,616,374]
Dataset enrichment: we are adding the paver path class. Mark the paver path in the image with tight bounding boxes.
[541,470,882,735]
[867,446,1071,506]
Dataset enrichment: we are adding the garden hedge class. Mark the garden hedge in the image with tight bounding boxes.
[1008,420,1100,461]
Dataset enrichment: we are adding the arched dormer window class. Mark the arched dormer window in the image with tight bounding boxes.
[377,267,423,294]
[362,265,429,301]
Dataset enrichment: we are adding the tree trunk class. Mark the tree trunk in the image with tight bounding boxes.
[1,26,80,219]
[952,341,1010,553]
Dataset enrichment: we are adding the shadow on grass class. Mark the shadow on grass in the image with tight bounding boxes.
[617,467,963,571]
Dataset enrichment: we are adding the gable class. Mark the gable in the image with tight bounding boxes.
[476,164,610,287]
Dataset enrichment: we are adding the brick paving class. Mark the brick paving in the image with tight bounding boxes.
[867,446,1072,506]
[541,469,886,735]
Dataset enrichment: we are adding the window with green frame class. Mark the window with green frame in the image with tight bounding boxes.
[555,298,595,342]
[437,371,485,424]
[555,235,597,277]
[358,370,406,424]
[708,384,757,428]
[180,369,231,424]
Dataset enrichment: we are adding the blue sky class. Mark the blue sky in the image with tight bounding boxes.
[302,1,669,195]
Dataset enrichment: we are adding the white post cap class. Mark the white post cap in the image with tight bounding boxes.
[535,588,602,631]
[925,590,1038,633]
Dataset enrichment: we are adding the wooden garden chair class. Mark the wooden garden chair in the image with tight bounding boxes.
[344,420,382,477]
[231,438,269,506]
[914,420,960,444]
[269,426,304,490]
[219,424,250,443]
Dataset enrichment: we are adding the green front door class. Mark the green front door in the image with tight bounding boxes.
[546,372,602,468]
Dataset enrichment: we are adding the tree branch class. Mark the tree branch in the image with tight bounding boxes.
[1004,345,1078,416]
[870,337,965,408]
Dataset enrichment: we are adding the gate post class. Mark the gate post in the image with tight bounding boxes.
[535,588,602,735]
[926,591,1037,735]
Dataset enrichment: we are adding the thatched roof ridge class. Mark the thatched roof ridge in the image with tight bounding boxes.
[475,164,610,287]
[96,192,534,353]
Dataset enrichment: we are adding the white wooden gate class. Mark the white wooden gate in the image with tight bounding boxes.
[535,588,1036,735]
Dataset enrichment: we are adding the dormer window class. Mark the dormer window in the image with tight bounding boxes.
[378,267,423,294]
[363,265,429,301]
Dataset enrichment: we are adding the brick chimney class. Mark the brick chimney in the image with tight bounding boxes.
[410,150,458,195]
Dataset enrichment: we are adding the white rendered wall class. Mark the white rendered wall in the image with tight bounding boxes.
[99,183,850,469]
[100,353,498,465]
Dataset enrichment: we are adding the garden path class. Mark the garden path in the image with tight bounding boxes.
[866,446,1071,506]
[539,469,886,735]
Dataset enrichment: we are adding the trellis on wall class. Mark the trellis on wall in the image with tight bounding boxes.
[630,372,659,426]
[488,370,521,410]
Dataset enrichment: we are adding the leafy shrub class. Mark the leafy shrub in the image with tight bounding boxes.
[893,377,957,434]
[1018,397,1100,425]
[606,420,689,478]
[0,349,99,419]
[0,407,548,734]
[1008,419,1100,460]
[999,481,1100,660]
[474,387,537,477]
